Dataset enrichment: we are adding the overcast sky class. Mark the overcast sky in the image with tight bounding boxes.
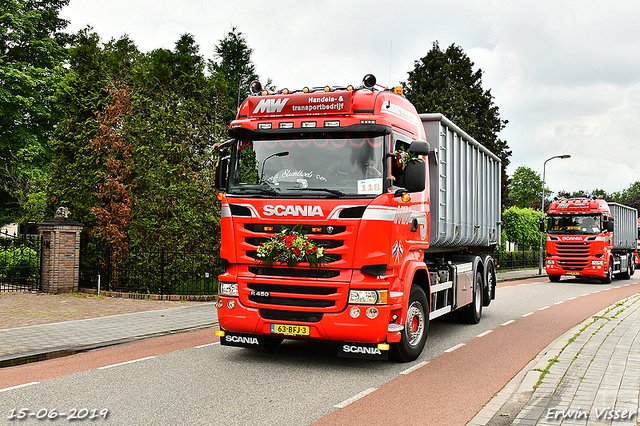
[60,0,640,196]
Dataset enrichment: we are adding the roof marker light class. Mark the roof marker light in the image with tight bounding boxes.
[324,86,331,92]
[281,88,289,94]
[303,87,310,93]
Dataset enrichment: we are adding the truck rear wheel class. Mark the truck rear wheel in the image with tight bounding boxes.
[460,271,483,324]
[391,285,429,362]
[621,255,632,280]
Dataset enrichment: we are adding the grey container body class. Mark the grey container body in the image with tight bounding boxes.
[607,202,638,251]
[421,114,502,251]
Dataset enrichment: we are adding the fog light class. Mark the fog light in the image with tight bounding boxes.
[350,307,361,318]
[217,298,224,308]
[227,299,236,310]
[366,307,379,319]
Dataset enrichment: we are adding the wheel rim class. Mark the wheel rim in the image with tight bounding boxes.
[405,301,425,347]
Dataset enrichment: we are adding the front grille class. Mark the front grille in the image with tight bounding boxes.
[248,282,337,295]
[249,266,340,279]
[555,242,590,269]
[260,309,324,323]
[249,295,334,308]
[556,242,590,257]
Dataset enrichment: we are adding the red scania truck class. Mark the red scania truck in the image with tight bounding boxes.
[545,198,638,283]
[214,75,501,361]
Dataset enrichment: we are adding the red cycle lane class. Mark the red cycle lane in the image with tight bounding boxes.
[310,281,640,426]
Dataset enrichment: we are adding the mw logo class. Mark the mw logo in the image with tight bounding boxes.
[253,98,289,114]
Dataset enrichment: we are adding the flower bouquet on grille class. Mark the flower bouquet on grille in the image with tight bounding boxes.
[255,224,331,269]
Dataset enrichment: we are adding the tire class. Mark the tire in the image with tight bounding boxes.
[630,258,636,277]
[460,271,483,324]
[391,285,429,362]
[483,260,496,307]
[621,255,632,280]
[549,275,561,282]
[600,260,613,284]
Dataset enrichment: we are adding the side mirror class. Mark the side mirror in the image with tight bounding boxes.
[215,155,230,190]
[404,160,426,193]
[605,220,614,232]
[409,140,431,156]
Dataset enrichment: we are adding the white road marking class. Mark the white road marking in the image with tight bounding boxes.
[476,330,493,338]
[400,361,428,375]
[98,356,155,370]
[334,387,377,408]
[444,343,465,353]
[0,382,39,393]
[195,342,220,348]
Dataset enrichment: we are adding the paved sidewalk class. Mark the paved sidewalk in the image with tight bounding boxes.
[0,303,218,365]
[469,292,640,426]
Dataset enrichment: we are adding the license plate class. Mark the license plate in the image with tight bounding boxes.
[567,271,580,275]
[271,324,310,336]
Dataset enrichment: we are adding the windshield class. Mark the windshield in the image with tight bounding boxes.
[547,214,602,235]
[227,133,385,197]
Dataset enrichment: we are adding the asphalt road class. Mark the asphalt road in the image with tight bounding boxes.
[1,276,639,426]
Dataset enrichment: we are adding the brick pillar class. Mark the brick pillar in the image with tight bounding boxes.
[38,218,84,294]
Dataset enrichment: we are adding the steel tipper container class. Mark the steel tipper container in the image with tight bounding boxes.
[420,113,502,251]
[608,202,638,251]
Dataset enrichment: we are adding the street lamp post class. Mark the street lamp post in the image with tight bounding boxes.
[539,155,571,275]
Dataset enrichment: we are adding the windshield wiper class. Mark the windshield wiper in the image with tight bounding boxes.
[232,184,280,196]
[289,187,345,197]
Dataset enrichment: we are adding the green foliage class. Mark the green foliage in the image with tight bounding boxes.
[610,181,640,211]
[502,206,543,251]
[402,41,511,205]
[0,0,71,223]
[0,243,39,279]
[208,27,259,134]
[508,165,550,208]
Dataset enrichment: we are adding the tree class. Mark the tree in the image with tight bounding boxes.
[208,27,259,137]
[90,82,134,252]
[502,206,543,251]
[402,42,511,204]
[48,30,138,228]
[508,165,550,209]
[0,0,71,223]
[610,181,640,211]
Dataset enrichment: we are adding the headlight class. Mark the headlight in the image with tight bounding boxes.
[591,260,604,266]
[546,259,555,265]
[349,290,388,304]
[219,282,239,296]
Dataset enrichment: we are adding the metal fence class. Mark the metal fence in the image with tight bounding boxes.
[493,250,541,271]
[79,243,221,296]
[0,232,41,292]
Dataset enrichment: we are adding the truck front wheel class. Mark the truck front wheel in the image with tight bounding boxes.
[601,260,613,284]
[391,285,429,362]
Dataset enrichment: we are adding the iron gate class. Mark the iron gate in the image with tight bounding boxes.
[0,232,41,292]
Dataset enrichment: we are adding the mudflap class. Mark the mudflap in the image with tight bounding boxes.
[220,331,265,348]
[337,342,389,360]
